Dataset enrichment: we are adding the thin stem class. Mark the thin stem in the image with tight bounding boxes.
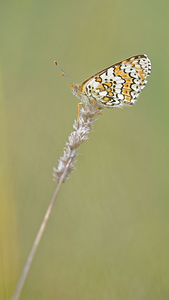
[11,104,98,300]
[11,173,65,300]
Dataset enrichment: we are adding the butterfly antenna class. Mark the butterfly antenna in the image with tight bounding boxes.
[54,61,76,86]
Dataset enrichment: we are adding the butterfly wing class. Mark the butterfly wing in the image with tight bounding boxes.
[80,54,151,108]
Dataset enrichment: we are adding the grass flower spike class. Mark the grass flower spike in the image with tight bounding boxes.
[53,103,100,183]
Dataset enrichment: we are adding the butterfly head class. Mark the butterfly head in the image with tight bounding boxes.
[70,83,79,97]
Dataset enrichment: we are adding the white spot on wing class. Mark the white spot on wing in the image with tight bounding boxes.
[115,88,121,94]
[99,91,107,96]
[113,76,121,81]
[106,67,114,77]
[118,94,124,100]
[116,83,123,89]
[87,79,100,89]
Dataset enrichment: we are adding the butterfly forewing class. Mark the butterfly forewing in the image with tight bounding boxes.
[81,54,151,108]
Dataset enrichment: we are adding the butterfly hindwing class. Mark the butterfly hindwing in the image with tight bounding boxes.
[81,54,151,108]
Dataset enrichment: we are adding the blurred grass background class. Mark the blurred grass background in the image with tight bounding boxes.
[0,0,169,299]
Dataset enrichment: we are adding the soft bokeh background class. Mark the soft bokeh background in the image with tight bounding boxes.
[1,0,169,299]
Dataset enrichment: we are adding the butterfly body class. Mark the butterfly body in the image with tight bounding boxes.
[70,54,151,109]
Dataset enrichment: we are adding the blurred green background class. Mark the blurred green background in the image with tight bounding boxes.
[1,0,169,299]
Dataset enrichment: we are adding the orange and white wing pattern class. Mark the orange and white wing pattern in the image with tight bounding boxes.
[78,54,151,108]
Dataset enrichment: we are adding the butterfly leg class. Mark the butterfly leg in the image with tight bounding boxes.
[90,99,102,115]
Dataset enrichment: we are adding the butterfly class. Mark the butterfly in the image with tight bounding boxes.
[55,54,151,114]
[70,54,151,109]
